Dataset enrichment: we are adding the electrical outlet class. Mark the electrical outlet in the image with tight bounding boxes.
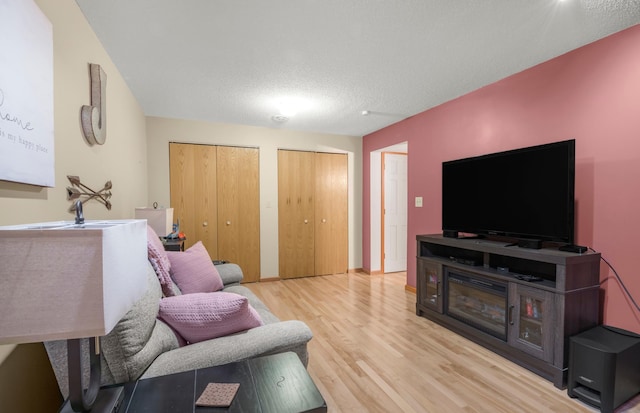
[415,197,423,207]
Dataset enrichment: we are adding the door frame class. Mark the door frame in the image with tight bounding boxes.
[369,142,408,274]
[381,151,408,273]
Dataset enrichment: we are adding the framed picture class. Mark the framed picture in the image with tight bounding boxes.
[0,0,54,187]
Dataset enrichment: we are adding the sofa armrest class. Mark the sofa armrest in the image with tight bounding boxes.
[215,263,244,286]
[139,320,312,380]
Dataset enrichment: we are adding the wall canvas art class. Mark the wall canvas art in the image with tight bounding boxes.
[0,0,54,187]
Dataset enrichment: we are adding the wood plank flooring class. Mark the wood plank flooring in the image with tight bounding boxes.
[246,272,640,413]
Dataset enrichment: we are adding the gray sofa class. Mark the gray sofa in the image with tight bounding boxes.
[46,261,313,397]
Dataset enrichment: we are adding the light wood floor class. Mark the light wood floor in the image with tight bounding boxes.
[246,271,640,413]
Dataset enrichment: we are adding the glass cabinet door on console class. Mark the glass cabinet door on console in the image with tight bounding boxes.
[508,283,555,363]
[417,259,443,313]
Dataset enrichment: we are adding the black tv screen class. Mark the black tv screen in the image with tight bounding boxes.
[442,139,575,244]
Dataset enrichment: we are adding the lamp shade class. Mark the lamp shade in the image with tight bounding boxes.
[135,207,173,237]
[0,220,148,344]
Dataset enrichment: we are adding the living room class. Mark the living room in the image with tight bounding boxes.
[1,0,640,412]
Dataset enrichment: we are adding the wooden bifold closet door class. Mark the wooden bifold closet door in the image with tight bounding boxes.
[170,143,260,282]
[314,152,348,276]
[278,150,315,278]
[278,150,348,278]
[169,143,218,256]
[216,146,260,281]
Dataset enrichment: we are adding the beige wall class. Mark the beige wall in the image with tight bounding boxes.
[0,0,148,226]
[146,116,363,278]
[0,1,148,409]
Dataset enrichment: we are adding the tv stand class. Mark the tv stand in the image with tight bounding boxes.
[416,234,601,389]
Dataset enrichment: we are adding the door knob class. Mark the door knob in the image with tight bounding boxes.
[226,220,231,226]
[304,219,308,224]
[322,218,327,223]
[203,222,208,227]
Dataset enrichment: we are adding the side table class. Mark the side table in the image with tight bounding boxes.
[114,352,326,413]
[162,237,184,251]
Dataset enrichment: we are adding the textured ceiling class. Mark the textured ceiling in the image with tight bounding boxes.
[75,0,640,137]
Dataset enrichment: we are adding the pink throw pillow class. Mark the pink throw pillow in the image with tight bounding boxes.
[167,241,223,294]
[146,225,175,296]
[158,292,264,344]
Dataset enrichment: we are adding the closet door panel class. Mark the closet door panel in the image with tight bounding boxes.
[169,143,194,245]
[278,150,315,278]
[217,146,260,282]
[314,153,348,275]
[314,153,332,276]
[331,153,349,274]
[194,145,218,256]
[169,143,218,254]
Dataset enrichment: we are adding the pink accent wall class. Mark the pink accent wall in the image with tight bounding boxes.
[363,24,640,333]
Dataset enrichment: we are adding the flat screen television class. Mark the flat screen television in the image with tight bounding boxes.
[442,139,575,244]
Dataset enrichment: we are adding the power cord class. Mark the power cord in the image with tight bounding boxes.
[590,247,640,314]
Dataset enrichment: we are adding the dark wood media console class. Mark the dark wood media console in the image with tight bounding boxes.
[416,234,601,389]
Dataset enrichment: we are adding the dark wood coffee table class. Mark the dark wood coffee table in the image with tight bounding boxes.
[114,352,326,413]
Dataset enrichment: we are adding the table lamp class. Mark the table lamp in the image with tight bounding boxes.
[134,206,173,238]
[0,219,148,412]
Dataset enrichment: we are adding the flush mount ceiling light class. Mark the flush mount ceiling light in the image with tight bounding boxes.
[272,96,313,118]
[267,95,316,124]
[276,99,300,118]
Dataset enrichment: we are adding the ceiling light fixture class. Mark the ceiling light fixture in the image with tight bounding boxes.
[271,114,289,123]
[273,96,313,118]
[277,100,299,118]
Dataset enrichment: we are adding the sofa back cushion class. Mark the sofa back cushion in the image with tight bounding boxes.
[146,225,181,297]
[167,241,223,294]
[100,262,180,384]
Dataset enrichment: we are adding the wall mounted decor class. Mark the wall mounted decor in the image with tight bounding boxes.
[66,175,112,211]
[0,0,54,187]
[81,63,107,145]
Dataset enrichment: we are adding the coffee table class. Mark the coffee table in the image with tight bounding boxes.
[113,352,326,412]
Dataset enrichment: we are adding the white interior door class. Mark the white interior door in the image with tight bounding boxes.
[383,153,407,273]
